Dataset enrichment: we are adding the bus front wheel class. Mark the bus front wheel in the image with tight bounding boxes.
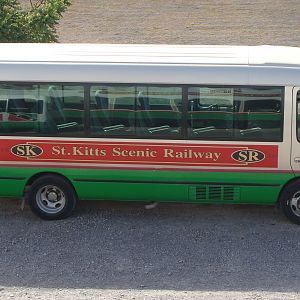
[27,175,77,220]
[279,180,300,224]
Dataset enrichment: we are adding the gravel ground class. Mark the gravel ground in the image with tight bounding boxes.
[4,1,300,299]
[0,199,300,299]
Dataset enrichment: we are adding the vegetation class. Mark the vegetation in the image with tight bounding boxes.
[0,0,71,42]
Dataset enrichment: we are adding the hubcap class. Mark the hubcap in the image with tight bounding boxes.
[36,185,66,214]
[290,191,300,217]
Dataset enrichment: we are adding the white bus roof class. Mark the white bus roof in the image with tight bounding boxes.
[1,44,300,86]
[0,43,300,66]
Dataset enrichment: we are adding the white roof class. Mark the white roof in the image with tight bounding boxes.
[1,44,300,86]
[0,43,300,66]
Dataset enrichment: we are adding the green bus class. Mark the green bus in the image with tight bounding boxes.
[1,43,300,223]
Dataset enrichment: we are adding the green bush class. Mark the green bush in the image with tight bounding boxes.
[0,0,71,42]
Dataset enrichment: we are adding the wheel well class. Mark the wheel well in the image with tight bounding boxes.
[24,172,77,198]
[277,176,300,207]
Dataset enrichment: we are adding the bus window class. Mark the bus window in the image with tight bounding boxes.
[90,85,136,136]
[136,86,182,137]
[188,87,234,139]
[44,85,84,136]
[187,86,283,141]
[89,85,182,138]
[0,84,84,136]
[235,87,283,141]
[0,84,40,134]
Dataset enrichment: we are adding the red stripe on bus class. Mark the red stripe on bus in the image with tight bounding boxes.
[1,139,279,168]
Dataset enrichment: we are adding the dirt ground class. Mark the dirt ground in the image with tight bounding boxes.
[2,1,300,299]
[57,0,300,46]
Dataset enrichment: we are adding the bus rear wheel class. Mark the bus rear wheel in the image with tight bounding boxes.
[27,175,77,220]
[279,180,300,224]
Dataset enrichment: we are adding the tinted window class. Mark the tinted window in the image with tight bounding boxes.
[136,86,182,137]
[90,85,136,136]
[0,83,283,141]
[188,87,283,141]
[90,85,182,138]
[0,84,84,136]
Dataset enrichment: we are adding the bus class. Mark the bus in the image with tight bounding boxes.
[0,43,300,223]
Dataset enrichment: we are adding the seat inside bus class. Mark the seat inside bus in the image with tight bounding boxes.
[136,92,181,136]
[91,90,132,134]
[47,86,79,133]
[188,97,281,141]
[91,90,181,137]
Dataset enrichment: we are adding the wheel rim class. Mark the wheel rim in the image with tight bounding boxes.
[36,185,66,214]
[289,191,300,217]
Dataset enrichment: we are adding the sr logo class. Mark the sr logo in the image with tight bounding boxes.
[231,149,265,163]
[11,144,43,158]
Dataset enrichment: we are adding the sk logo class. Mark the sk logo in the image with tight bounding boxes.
[11,144,43,158]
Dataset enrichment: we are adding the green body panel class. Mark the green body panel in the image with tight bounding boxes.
[0,166,294,205]
[75,182,187,202]
[0,179,25,198]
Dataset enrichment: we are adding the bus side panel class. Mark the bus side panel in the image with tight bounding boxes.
[74,182,281,205]
[74,182,188,202]
[233,186,281,205]
[68,168,292,205]
[0,168,28,198]
[0,179,25,198]
[0,167,293,205]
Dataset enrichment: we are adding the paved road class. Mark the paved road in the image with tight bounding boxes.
[0,199,300,299]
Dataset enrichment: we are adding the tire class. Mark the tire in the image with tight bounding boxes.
[279,180,300,224]
[27,175,77,220]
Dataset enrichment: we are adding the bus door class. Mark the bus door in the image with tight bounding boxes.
[291,87,300,173]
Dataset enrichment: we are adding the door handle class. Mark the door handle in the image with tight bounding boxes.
[294,157,300,163]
